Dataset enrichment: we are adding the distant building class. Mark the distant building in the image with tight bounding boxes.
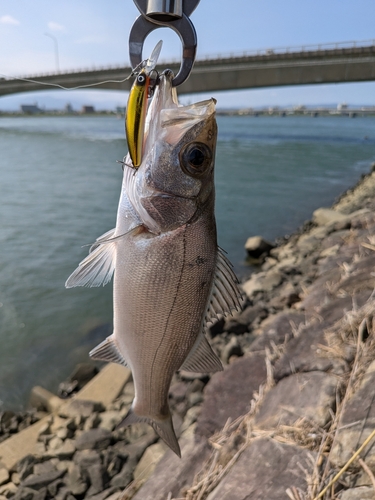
[21,104,43,115]
[337,103,348,111]
[81,105,95,114]
[116,106,126,117]
[65,103,73,114]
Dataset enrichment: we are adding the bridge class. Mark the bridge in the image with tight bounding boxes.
[1,39,375,97]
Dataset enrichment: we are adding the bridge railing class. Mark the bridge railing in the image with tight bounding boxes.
[3,38,375,80]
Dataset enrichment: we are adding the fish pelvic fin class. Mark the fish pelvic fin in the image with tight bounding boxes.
[89,334,128,367]
[118,407,181,458]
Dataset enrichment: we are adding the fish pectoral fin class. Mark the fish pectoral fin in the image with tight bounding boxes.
[205,247,244,322]
[65,238,116,288]
[89,334,128,367]
[118,407,181,458]
[180,334,223,373]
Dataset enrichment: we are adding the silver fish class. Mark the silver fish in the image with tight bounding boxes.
[66,70,242,457]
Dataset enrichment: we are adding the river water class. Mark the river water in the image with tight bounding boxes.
[1,114,374,409]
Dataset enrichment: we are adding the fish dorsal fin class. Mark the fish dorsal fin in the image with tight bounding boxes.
[89,334,128,367]
[205,248,243,323]
[180,334,223,373]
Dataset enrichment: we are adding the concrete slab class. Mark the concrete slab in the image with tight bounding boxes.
[0,363,131,471]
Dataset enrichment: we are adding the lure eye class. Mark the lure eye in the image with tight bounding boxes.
[137,74,146,85]
[180,142,212,177]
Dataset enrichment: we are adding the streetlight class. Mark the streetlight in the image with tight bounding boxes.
[44,32,60,72]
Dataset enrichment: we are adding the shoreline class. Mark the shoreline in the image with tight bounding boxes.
[1,165,375,498]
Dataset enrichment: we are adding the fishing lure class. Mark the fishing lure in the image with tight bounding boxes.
[125,40,162,168]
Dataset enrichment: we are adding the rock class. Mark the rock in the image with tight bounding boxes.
[109,460,135,489]
[223,318,248,335]
[255,371,339,428]
[169,382,188,403]
[133,442,167,484]
[75,428,112,451]
[242,270,282,298]
[86,463,108,496]
[132,435,211,500]
[33,461,56,476]
[234,303,268,327]
[21,469,65,490]
[66,463,89,496]
[55,486,75,500]
[70,363,98,387]
[28,386,64,413]
[99,411,122,432]
[47,478,65,497]
[86,487,119,500]
[339,486,375,499]
[59,399,104,419]
[249,311,306,352]
[245,236,275,260]
[330,360,375,467]
[274,323,347,380]
[221,336,243,364]
[196,354,267,438]
[13,486,42,500]
[313,207,348,226]
[206,438,315,500]
[0,470,9,487]
[0,482,18,497]
[17,455,37,481]
[48,436,63,450]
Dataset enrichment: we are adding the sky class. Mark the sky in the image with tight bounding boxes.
[1,0,375,110]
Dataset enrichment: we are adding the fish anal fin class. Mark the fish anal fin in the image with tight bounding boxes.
[180,334,223,373]
[89,334,128,367]
[118,407,181,457]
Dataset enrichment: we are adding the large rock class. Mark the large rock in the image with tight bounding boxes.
[255,371,338,428]
[249,311,306,352]
[132,435,211,500]
[274,323,347,380]
[75,428,112,451]
[242,270,283,298]
[330,360,375,467]
[196,354,267,438]
[339,486,375,499]
[313,207,348,226]
[206,438,314,500]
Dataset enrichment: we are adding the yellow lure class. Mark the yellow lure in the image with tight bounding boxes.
[125,40,163,169]
[125,69,149,168]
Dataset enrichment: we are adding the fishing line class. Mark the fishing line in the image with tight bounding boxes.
[0,73,133,91]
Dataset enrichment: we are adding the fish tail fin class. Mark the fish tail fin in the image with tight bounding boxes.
[118,407,181,458]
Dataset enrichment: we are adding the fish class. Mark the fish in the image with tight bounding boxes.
[125,41,162,168]
[66,70,242,457]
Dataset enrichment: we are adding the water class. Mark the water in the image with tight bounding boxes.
[0,114,374,410]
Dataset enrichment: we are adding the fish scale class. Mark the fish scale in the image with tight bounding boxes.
[66,71,242,457]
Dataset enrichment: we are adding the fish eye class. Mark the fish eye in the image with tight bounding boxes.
[137,74,146,85]
[180,142,212,177]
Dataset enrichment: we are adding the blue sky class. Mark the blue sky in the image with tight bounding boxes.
[1,0,375,110]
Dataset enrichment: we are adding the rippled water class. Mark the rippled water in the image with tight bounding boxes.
[1,114,374,409]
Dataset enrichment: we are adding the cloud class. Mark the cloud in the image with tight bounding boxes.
[47,21,65,32]
[0,15,20,25]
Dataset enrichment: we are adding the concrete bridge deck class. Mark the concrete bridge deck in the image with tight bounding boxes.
[1,39,375,97]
